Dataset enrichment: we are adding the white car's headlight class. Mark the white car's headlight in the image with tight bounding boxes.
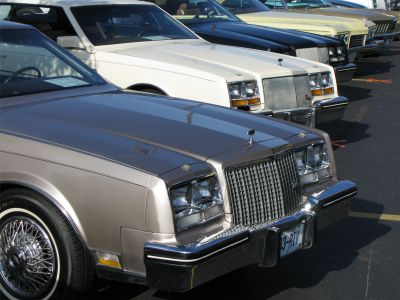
[170,175,224,232]
[328,46,346,62]
[228,81,260,108]
[294,143,331,186]
[308,72,334,96]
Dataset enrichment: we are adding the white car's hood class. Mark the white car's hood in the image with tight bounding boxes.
[96,39,325,80]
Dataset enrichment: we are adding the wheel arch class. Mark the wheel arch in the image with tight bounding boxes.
[0,177,89,250]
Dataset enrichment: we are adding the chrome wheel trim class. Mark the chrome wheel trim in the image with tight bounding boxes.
[0,208,61,300]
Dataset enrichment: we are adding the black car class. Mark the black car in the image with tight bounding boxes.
[151,0,356,82]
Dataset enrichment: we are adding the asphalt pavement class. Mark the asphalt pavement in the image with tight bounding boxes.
[91,41,400,300]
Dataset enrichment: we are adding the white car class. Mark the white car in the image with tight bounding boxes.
[1,0,349,126]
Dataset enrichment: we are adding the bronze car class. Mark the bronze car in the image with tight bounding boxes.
[0,21,357,299]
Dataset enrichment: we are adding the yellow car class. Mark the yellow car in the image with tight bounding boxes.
[217,0,377,61]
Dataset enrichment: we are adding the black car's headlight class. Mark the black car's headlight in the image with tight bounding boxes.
[294,143,331,186]
[328,46,346,63]
[228,81,260,109]
[308,72,334,96]
[336,33,349,46]
[170,175,224,232]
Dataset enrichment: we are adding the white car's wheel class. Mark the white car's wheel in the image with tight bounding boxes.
[0,188,92,300]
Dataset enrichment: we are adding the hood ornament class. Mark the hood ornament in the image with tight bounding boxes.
[278,58,283,66]
[247,129,255,145]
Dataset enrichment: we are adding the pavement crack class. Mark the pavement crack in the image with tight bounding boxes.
[365,249,373,298]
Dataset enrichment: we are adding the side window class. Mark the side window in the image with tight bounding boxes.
[0,5,11,20]
[10,5,77,41]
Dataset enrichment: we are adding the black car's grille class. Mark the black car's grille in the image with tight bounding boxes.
[349,34,366,48]
[225,152,302,226]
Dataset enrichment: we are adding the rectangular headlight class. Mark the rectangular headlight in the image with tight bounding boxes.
[294,143,331,186]
[169,175,224,232]
[309,72,334,96]
[228,81,260,108]
[328,46,346,62]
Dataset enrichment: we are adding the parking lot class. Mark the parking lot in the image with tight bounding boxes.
[89,41,400,300]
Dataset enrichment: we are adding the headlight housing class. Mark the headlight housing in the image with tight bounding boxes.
[169,175,224,232]
[336,33,349,46]
[328,46,346,63]
[294,143,331,186]
[368,26,376,41]
[308,72,334,96]
[228,81,260,109]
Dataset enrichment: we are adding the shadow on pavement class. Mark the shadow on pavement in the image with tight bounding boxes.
[90,199,390,300]
[317,120,370,149]
[338,85,373,102]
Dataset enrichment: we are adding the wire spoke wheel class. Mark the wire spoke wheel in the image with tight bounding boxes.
[0,215,57,298]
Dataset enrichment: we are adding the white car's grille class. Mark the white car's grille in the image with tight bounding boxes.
[262,75,312,110]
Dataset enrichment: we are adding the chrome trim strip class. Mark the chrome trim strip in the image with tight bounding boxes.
[146,237,249,263]
[322,191,358,208]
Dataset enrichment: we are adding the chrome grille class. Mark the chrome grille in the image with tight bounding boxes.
[374,20,396,34]
[262,75,312,110]
[225,152,302,226]
[295,47,329,64]
[349,34,366,48]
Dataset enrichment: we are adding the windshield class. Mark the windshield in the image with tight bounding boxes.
[281,0,331,8]
[71,5,197,46]
[152,0,241,24]
[216,0,271,14]
[0,28,105,98]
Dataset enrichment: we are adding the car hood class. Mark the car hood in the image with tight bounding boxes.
[238,11,368,33]
[298,7,396,22]
[187,21,336,50]
[99,39,323,79]
[1,91,312,176]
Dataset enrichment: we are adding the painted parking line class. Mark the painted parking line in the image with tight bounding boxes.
[349,211,400,222]
[352,78,392,84]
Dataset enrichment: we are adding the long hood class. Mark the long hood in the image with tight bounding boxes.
[239,11,368,32]
[0,91,311,175]
[302,8,396,22]
[102,39,323,78]
[187,21,332,50]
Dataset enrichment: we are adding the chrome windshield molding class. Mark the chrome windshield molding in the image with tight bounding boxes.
[146,237,249,263]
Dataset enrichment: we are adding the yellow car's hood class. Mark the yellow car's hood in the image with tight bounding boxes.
[238,11,369,36]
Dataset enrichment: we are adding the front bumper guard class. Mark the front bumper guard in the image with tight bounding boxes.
[313,96,349,124]
[334,63,357,83]
[144,180,357,292]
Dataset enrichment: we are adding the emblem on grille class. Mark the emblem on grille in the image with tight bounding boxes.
[247,129,255,145]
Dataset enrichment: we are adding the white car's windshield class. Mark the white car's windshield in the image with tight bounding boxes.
[0,28,105,98]
[153,0,240,25]
[71,4,198,46]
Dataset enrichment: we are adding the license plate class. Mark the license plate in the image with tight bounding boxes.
[280,223,304,257]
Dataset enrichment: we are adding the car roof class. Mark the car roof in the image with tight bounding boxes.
[1,0,152,7]
[0,20,33,29]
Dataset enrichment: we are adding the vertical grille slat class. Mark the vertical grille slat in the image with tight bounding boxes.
[349,34,367,48]
[225,152,302,226]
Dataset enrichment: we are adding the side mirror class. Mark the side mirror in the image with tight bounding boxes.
[57,36,85,50]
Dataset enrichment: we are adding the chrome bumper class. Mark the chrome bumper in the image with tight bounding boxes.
[143,180,357,292]
[334,63,357,83]
[314,96,349,124]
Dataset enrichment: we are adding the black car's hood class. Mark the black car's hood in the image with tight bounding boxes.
[188,21,341,52]
[1,91,315,175]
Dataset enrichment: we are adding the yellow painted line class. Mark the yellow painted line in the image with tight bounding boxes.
[349,211,400,222]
